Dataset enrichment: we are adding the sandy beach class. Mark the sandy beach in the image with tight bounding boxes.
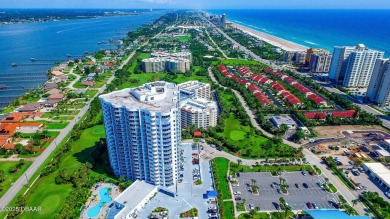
[230,22,308,52]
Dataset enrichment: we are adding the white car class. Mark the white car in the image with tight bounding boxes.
[249,204,254,210]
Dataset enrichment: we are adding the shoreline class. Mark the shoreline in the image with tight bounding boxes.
[230,21,308,52]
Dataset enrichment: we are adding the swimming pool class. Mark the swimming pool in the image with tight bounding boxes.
[87,187,112,218]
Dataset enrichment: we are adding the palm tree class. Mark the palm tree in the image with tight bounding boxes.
[352,199,358,207]
[324,178,329,185]
[251,179,256,186]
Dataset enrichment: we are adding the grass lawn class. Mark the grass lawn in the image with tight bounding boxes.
[212,158,230,200]
[86,89,98,97]
[118,73,166,89]
[138,53,151,59]
[177,35,191,42]
[118,72,210,90]
[21,125,110,219]
[44,122,69,130]
[328,183,338,193]
[222,201,235,219]
[0,161,33,198]
[236,203,246,211]
[217,115,270,158]
[239,212,270,219]
[19,131,59,139]
[170,73,210,84]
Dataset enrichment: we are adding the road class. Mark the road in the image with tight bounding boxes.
[208,67,366,214]
[204,28,230,59]
[208,16,390,131]
[66,67,80,90]
[0,47,139,212]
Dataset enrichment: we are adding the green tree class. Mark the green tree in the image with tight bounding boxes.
[0,170,4,183]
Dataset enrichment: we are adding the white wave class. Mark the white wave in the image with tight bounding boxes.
[304,40,317,45]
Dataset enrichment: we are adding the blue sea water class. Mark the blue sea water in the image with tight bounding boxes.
[0,10,167,108]
[207,10,390,55]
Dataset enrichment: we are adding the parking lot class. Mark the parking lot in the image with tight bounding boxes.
[350,170,390,201]
[232,172,340,211]
[136,143,218,219]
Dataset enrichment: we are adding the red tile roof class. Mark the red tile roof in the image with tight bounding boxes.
[193,131,202,137]
[304,112,327,119]
[304,110,356,119]
[283,77,296,84]
[218,65,227,71]
[331,110,356,118]
[248,84,260,93]
[254,92,271,105]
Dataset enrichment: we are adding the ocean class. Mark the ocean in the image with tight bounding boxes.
[0,9,167,109]
[207,9,390,55]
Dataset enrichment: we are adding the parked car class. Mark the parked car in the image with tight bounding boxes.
[308,171,314,175]
[249,203,254,210]
[235,197,241,201]
[302,171,307,176]
[271,183,275,188]
[332,202,340,209]
[312,203,319,209]
[277,188,282,194]
[272,202,280,210]
[303,183,309,188]
[306,202,313,209]
[208,209,218,214]
[295,183,300,188]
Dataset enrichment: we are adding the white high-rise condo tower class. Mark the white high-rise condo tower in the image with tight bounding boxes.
[328,44,384,87]
[367,58,390,106]
[99,81,181,187]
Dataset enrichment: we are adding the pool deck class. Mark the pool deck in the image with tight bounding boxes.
[81,183,120,219]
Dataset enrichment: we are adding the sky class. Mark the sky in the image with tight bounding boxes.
[1,0,390,9]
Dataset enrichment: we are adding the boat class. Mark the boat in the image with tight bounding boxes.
[30,58,36,62]
[67,54,72,57]
[97,42,102,44]
[11,62,17,67]
[0,85,6,90]
[85,51,90,54]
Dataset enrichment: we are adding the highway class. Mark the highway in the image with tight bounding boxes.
[0,48,138,212]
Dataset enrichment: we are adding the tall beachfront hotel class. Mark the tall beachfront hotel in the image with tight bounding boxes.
[99,81,181,187]
[367,58,390,106]
[329,44,384,87]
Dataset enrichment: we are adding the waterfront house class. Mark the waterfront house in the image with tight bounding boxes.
[40,100,59,108]
[19,102,42,112]
[47,93,65,101]
[81,81,95,87]
[51,70,63,76]
[44,82,58,91]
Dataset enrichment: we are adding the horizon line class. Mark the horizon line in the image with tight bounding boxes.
[1,8,390,10]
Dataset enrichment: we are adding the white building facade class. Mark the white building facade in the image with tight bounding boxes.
[180,98,218,129]
[367,58,390,106]
[100,81,181,187]
[178,80,211,100]
[329,44,384,87]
